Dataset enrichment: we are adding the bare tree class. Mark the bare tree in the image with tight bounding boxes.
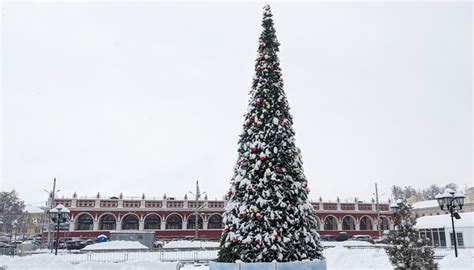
[0,190,25,234]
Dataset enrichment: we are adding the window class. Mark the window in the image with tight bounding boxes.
[324,216,337,230]
[342,216,356,230]
[208,214,223,229]
[420,228,447,247]
[187,214,203,229]
[144,215,161,230]
[76,214,93,230]
[450,232,464,247]
[122,215,139,230]
[166,214,182,229]
[439,229,446,247]
[99,214,116,230]
[359,217,373,230]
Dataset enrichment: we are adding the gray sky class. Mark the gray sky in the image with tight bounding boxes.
[1,1,472,205]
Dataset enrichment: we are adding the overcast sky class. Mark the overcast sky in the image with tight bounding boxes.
[1,1,472,205]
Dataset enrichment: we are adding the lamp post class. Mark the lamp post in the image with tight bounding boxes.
[435,189,465,257]
[49,204,70,255]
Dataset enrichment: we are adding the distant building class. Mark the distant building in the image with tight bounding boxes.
[46,194,394,240]
[412,188,474,218]
[416,212,474,248]
[8,205,48,238]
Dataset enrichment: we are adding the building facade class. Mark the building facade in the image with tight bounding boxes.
[47,194,394,240]
[416,212,474,248]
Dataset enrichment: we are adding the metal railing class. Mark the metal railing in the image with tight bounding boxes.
[49,249,218,264]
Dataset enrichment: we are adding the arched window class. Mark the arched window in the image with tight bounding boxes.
[122,214,139,230]
[342,216,356,230]
[323,216,338,230]
[380,216,390,231]
[99,214,116,230]
[144,214,161,230]
[75,214,93,231]
[360,216,373,230]
[187,214,203,229]
[166,214,182,230]
[208,214,223,229]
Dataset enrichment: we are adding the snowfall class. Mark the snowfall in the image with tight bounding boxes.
[1,244,472,270]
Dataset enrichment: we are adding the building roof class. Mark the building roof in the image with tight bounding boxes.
[416,212,474,229]
[412,200,439,209]
[24,205,47,214]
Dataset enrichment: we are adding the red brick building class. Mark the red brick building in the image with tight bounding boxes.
[48,194,394,240]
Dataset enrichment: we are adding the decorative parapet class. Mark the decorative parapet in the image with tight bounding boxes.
[53,196,392,213]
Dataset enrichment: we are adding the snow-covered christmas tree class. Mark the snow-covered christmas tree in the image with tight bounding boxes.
[385,200,436,269]
[217,5,324,263]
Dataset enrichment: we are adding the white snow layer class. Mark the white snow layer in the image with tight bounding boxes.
[416,212,474,229]
[82,241,148,251]
[163,240,219,249]
[0,247,472,269]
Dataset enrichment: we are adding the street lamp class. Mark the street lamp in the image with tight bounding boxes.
[389,199,402,214]
[435,189,465,257]
[49,204,70,255]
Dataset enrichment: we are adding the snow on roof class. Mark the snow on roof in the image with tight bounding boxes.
[416,212,474,229]
[163,240,219,249]
[412,200,439,209]
[82,240,148,251]
[24,205,47,214]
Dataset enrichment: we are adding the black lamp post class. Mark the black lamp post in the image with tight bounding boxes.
[389,200,402,214]
[49,204,70,255]
[435,189,465,257]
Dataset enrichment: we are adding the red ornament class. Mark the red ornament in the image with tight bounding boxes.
[275,166,283,173]
[256,213,262,221]
[227,191,233,197]
[224,228,230,233]
[256,123,261,128]
[259,155,265,161]
[302,183,308,189]
[259,42,265,49]
[241,213,248,219]
[248,187,254,193]
[256,239,261,244]
[256,99,262,105]
[251,147,257,153]
[282,121,289,126]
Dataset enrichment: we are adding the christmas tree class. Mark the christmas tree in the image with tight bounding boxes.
[217,5,324,263]
[385,200,437,269]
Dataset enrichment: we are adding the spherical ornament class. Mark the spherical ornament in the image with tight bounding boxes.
[256,123,261,128]
[275,166,283,173]
[259,155,265,161]
[302,183,308,189]
[241,213,248,219]
[256,213,262,221]
[248,186,254,193]
[251,147,257,153]
[256,99,262,105]
[227,191,233,197]
[224,228,230,233]
[282,121,289,126]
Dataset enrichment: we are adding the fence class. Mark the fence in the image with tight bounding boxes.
[54,249,218,264]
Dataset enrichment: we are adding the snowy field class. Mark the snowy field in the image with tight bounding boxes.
[0,247,472,269]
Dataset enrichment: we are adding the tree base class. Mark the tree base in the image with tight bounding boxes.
[209,260,327,270]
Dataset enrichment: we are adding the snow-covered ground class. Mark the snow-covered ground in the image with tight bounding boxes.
[0,247,472,269]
